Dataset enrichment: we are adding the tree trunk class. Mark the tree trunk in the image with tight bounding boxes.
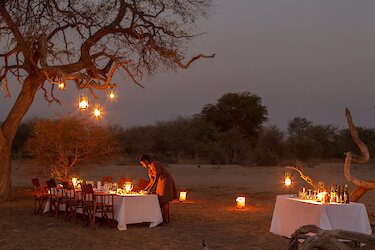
[0,145,11,200]
[0,74,44,201]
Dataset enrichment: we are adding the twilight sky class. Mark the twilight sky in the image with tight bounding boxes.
[2,0,375,130]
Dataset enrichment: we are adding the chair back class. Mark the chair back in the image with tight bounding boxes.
[46,179,57,189]
[32,178,41,187]
[101,176,113,185]
[118,177,132,188]
[62,181,74,190]
[81,184,94,194]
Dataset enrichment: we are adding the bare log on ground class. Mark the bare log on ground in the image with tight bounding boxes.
[289,225,375,250]
[344,108,375,202]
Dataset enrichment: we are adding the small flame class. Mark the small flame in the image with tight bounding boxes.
[236,196,246,208]
[284,176,292,186]
[72,178,78,187]
[94,108,101,118]
[179,191,187,201]
[58,82,66,90]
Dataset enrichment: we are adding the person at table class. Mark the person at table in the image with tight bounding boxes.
[139,154,178,223]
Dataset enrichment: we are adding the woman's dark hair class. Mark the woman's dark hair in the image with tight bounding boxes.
[139,154,151,162]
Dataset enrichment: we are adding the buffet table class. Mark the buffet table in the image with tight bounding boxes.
[270,194,372,237]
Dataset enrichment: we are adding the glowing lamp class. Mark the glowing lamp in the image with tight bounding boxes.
[78,94,89,110]
[72,178,78,188]
[318,192,327,203]
[93,104,101,118]
[179,191,187,202]
[284,172,292,186]
[58,82,66,90]
[236,196,246,209]
[124,182,133,193]
[109,91,115,100]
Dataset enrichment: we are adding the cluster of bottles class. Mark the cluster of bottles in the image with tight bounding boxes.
[329,184,350,204]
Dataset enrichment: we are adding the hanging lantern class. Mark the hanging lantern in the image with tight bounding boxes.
[58,82,66,90]
[78,94,89,110]
[93,104,101,118]
[109,91,115,100]
[284,172,292,186]
[236,196,246,209]
[179,191,187,202]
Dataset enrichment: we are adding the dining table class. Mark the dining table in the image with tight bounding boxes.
[44,188,163,230]
[270,194,372,238]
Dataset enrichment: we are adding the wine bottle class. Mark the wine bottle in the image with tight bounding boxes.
[344,184,350,204]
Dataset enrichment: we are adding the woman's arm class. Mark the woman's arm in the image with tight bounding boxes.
[144,175,156,192]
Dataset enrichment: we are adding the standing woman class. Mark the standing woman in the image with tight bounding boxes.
[139,154,178,223]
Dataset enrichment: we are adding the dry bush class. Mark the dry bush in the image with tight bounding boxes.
[25,115,120,181]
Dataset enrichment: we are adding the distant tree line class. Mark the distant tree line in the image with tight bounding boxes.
[7,92,375,166]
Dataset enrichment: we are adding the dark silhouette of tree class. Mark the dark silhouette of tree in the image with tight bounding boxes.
[0,0,214,200]
[198,92,268,144]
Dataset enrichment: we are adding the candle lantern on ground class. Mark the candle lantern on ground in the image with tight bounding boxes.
[78,94,89,110]
[284,172,292,187]
[236,196,246,209]
[179,191,187,202]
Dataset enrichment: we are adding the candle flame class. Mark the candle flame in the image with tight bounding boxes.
[179,191,187,201]
[236,196,246,208]
[285,176,292,186]
[58,82,66,90]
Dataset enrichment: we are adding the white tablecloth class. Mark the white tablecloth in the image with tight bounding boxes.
[270,194,372,237]
[114,194,163,230]
[44,191,163,230]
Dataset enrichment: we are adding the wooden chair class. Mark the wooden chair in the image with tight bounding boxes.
[31,178,48,215]
[61,181,77,221]
[81,184,115,229]
[101,176,113,185]
[118,177,132,188]
[46,179,59,218]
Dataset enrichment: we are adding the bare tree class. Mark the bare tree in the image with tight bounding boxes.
[25,115,120,181]
[344,108,375,202]
[0,0,214,200]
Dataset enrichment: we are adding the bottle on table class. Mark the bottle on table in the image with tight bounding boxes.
[330,184,335,203]
[344,184,350,204]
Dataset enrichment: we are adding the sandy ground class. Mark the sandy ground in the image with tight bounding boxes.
[2,161,375,249]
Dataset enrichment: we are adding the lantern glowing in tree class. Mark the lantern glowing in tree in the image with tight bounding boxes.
[236,196,246,209]
[58,82,66,90]
[179,191,187,202]
[93,104,101,118]
[78,94,89,110]
[109,91,115,100]
[284,172,292,186]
